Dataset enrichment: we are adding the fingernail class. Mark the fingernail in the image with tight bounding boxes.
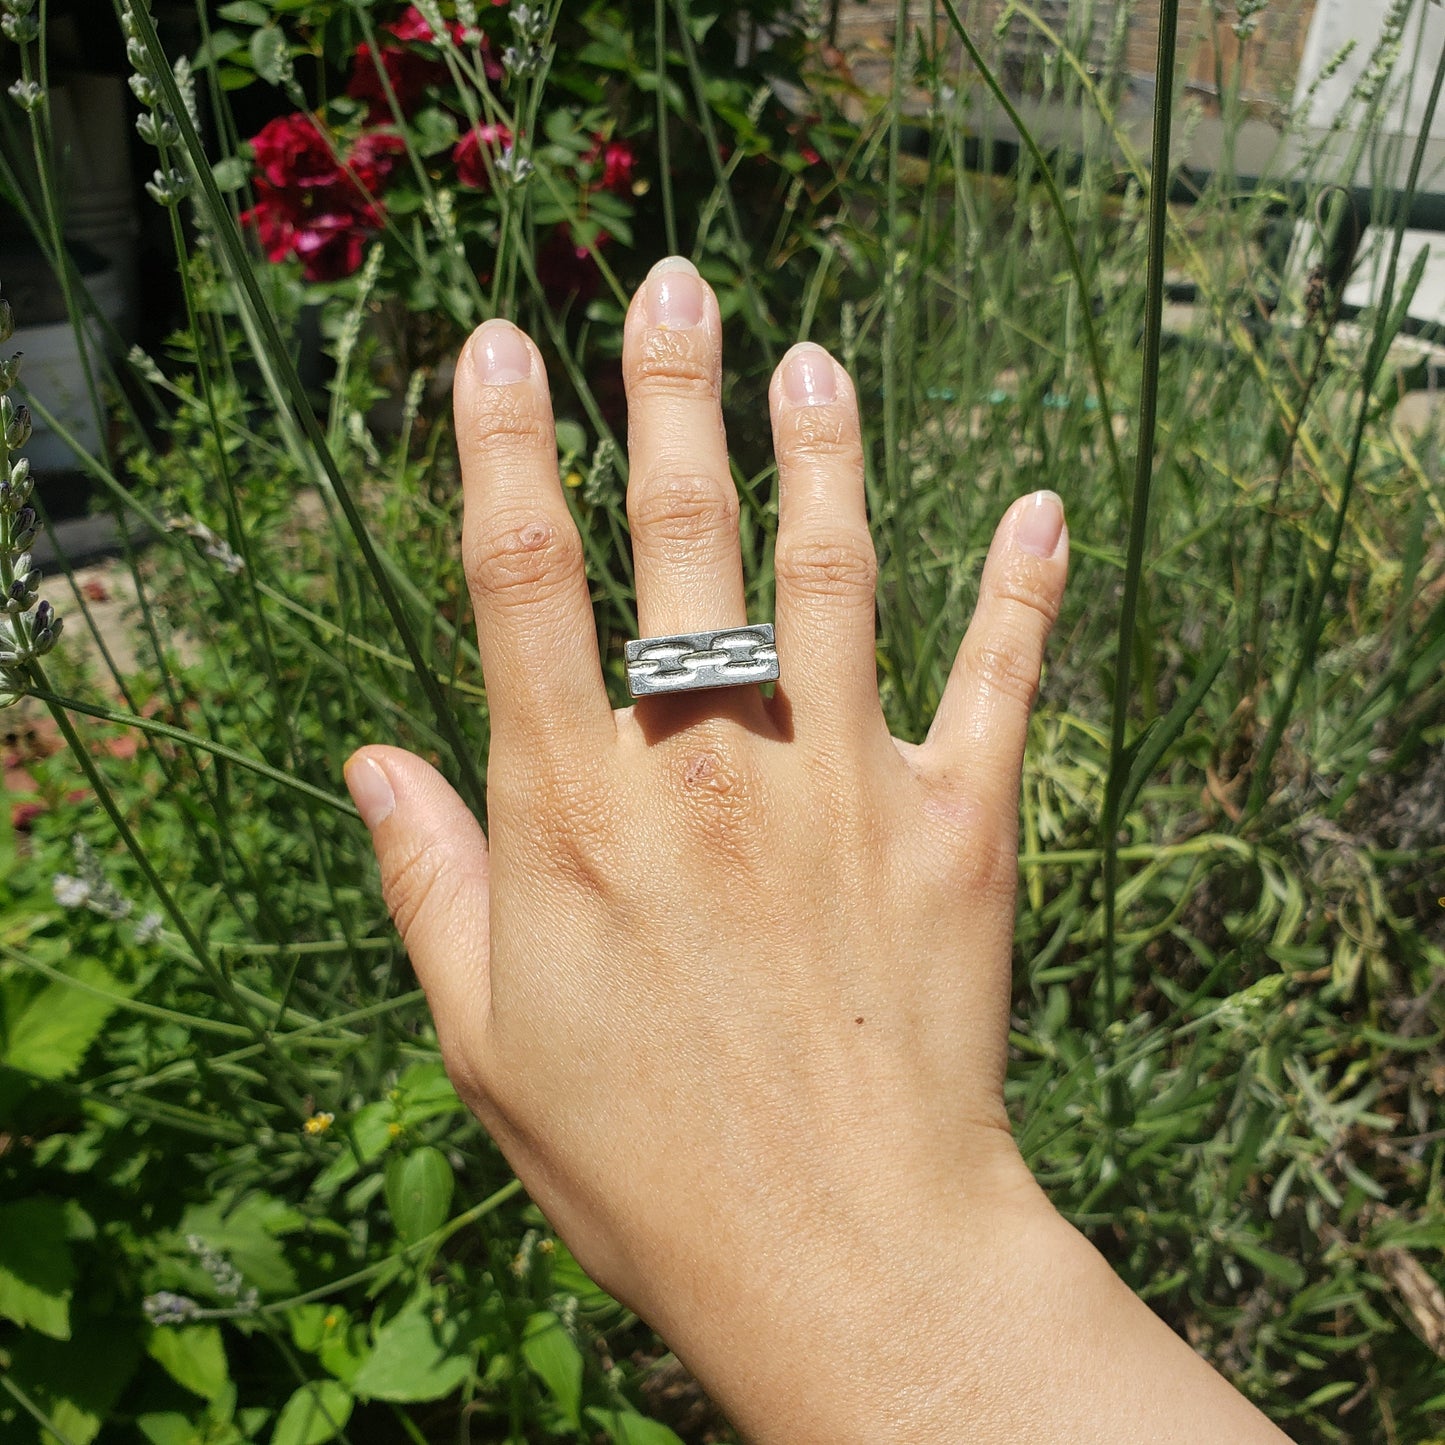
[645,256,703,329]
[473,321,531,385]
[345,755,395,828]
[1015,491,1065,557]
[781,343,837,406]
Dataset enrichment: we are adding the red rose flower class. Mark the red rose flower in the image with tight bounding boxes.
[350,130,408,192]
[388,4,447,42]
[242,184,297,264]
[452,122,512,189]
[291,210,372,283]
[242,116,400,281]
[248,112,338,190]
[581,135,637,195]
[348,39,437,121]
[598,139,635,194]
[347,5,499,123]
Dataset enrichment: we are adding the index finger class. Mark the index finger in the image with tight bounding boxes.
[454,319,614,755]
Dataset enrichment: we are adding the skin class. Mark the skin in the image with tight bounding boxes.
[344,258,1292,1443]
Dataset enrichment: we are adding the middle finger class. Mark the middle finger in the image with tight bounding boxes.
[623,257,749,643]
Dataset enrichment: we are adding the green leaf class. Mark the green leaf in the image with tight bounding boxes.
[248,26,291,86]
[587,1408,687,1445]
[349,1293,473,1403]
[270,1381,353,1445]
[555,418,589,464]
[210,156,249,193]
[384,1147,454,1245]
[397,1061,462,1114]
[6,1313,141,1445]
[217,0,270,21]
[521,1311,583,1427]
[1232,1237,1307,1291]
[136,1412,198,1445]
[147,1324,230,1401]
[310,1102,394,1197]
[0,1197,75,1338]
[1115,639,1230,821]
[1,955,131,1080]
[409,106,459,157]
[177,1192,302,1298]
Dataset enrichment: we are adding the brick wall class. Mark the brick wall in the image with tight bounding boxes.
[829,0,1318,114]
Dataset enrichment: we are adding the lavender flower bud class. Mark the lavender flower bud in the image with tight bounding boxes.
[8,458,31,506]
[7,79,42,114]
[136,109,180,148]
[4,0,39,18]
[143,1292,201,1326]
[2,397,31,451]
[53,874,90,908]
[1,13,39,43]
[5,571,37,613]
[128,73,157,107]
[146,167,189,206]
[11,505,37,552]
[31,611,61,655]
[0,353,21,392]
[0,298,12,346]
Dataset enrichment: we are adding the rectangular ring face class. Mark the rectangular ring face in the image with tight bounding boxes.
[625,624,779,698]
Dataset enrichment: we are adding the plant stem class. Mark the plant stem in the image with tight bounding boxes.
[1099,0,1181,1015]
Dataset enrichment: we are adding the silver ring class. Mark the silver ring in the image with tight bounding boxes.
[625,623,779,698]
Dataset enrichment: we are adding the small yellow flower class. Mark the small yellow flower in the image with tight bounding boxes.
[323,1312,339,1330]
[302,1111,335,1136]
[387,1121,403,1139]
[564,470,583,489]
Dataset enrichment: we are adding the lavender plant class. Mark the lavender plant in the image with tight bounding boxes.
[0,2,1441,1442]
[0,289,62,710]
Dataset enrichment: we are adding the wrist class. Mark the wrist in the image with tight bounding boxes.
[647,1152,1287,1444]
[644,1135,1060,1443]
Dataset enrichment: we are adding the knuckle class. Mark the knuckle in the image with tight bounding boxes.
[992,564,1063,632]
[774,528,878,602]
[969,637,1041,709]
[662,725,766,865]
[491,758,619,892]
[462,512,584,607]
[629,470,740,548]
[631,328,717,396]
[383,841,456,952]
[462,387,553,456]
[916,784,1018,900]
[777,406,865,468]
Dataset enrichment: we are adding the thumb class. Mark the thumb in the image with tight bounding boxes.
[344,746,491,1051]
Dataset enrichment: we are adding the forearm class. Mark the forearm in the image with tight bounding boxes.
[658,1180,1290,1444]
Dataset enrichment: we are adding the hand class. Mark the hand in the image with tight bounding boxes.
[345,258,1290,1443]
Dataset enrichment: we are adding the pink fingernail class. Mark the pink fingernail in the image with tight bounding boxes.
[645,257,704,329]
[345,755,395,828]
[1015,491,1065,557]
[474,321,531,385]
[781,344,837,406]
